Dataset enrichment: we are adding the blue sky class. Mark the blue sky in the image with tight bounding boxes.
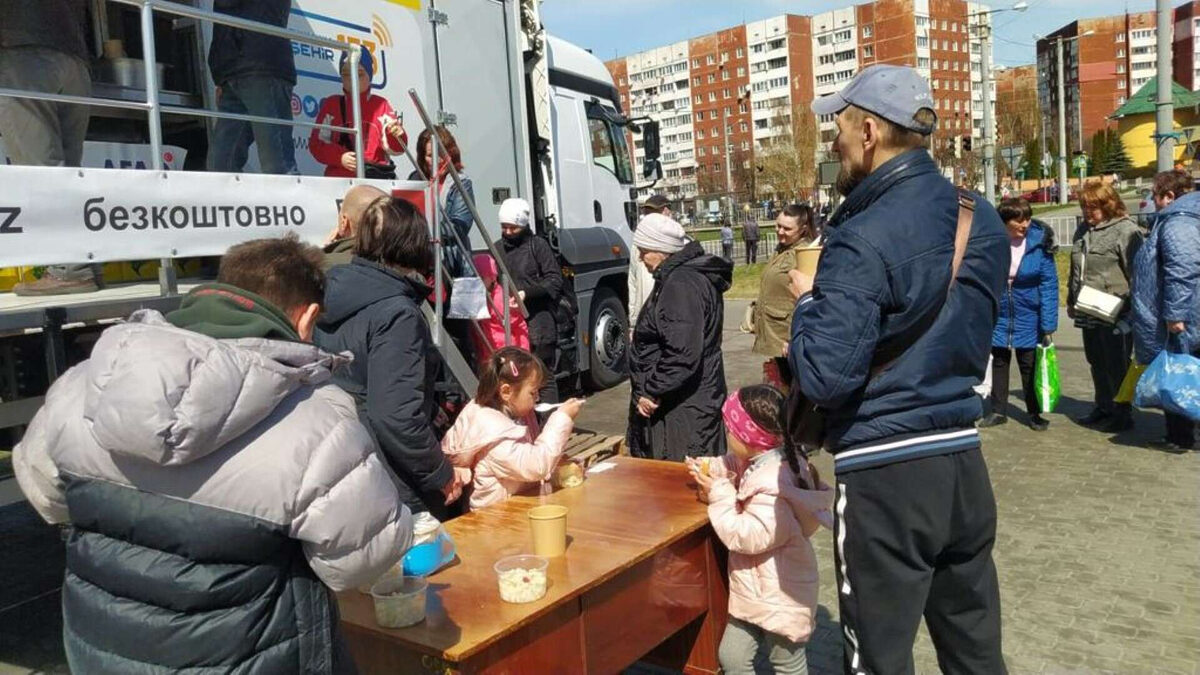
[542,0,1157,67]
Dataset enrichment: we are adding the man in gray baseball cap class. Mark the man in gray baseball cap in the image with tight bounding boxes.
[787,64,1010,673]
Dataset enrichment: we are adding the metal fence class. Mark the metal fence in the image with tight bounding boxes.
[699,233,779,264]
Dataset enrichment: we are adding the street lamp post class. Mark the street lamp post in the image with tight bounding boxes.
[969,2,1027,204]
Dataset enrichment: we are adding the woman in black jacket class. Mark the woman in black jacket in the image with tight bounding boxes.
[628,213,733,460]
[315,196,464,519]
[497,197,564,402]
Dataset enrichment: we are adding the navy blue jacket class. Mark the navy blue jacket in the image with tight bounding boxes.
[315,259,453,517]
[208,0,296,86]
[788,149,1009,472]
[1132,191,1200,364]
[993,220,1059,349]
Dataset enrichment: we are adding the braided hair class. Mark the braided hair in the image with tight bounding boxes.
[737,385,814,488]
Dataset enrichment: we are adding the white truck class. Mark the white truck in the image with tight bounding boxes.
[0,0,661,482]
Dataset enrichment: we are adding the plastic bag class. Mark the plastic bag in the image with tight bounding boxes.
[1135,335,1200,421]
[447,276,489,320]
[973,354,993,399]
[1114,360,1147,405]
[1034,344,1060,413]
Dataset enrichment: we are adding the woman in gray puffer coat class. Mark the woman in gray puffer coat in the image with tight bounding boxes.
[1068,182,1144,433]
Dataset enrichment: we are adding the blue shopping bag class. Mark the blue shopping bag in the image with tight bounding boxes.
[1134,334,1200,421]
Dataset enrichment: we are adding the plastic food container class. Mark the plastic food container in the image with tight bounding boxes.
[369,576,428,628]
[493,554,549,604]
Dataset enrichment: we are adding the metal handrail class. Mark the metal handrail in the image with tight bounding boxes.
[408,89,530,349]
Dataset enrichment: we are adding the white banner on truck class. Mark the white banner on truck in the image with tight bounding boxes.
[0,166,416,267]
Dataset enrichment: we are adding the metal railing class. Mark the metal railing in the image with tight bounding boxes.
[407,89,529,351]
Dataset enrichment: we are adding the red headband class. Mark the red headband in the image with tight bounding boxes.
[722,390,782,451]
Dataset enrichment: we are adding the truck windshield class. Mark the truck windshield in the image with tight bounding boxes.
[586,108,633,185]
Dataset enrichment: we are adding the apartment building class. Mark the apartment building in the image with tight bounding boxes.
[605,0,995,205]
[1036,2,1200,156]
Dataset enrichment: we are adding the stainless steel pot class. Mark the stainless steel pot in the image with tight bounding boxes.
[94,57,167,90]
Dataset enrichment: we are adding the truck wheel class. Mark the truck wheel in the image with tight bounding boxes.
[584,288,628,390]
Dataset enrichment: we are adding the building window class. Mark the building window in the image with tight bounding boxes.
[692,58,700,68]
[1118,79,1126,89]
[1117,48,1125,58]
[950,21,958,33]
[737,66,746,77]
[817,35,830,46]
[941,19,948,30]
[918,57,931,69]
[709,92,717,102]
[1117,63,1125,73]
[1117,33,1125,42]
[695,94,702,105]
[736,47,745,57]
[918,35,929,48]
[722,69,730,80]
[1117,95,1127,105]
[723,87,731,98]
[740,122,748,132]
[706,55,715,65]
[819,54,835,65]
[834,29,852,43]
[863,25,873,38]
[863,45,874,58]
[721,51,729,63]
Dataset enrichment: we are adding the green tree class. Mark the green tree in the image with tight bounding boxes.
[1022,138,1043,179]
[1099,133,1133,175]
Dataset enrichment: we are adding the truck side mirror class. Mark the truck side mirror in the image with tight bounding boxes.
[643,158,662,181]
[641,120,661,161]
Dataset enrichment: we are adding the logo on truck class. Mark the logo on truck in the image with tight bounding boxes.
[0,207,20,234]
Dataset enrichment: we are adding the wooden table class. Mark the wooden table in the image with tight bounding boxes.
[337,457,728,674]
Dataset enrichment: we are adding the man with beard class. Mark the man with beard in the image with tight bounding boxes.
[787,65,1010,674]
[496,197,564,402]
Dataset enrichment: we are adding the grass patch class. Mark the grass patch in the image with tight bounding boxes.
[1055,249,1070,306]
[726,263,766,299]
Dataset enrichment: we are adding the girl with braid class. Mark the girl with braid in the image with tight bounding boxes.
[687,385,833,675]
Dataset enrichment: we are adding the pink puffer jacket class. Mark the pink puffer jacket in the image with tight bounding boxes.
[707,451,834,643]
[442,400,574,511]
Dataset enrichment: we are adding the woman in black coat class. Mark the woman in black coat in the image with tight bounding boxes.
[628,214,733,460]
[315,196,464,519]
[496,197,564,402]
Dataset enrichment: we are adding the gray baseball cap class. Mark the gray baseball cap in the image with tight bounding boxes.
[811,65,937,134]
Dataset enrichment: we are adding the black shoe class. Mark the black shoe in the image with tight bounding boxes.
[1100,414,1134,433]
[1149,439,1191,454]
[1075,409,1111,426]
[1029,415,1050,431]
[977,413,1008,428]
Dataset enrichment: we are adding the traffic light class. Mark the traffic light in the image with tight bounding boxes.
[962,135,973,153]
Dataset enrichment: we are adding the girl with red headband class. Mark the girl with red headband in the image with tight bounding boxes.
[687,385,834,675]
[442,347,585,511]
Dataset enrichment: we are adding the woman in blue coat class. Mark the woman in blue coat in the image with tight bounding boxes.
[979,198,1059,431]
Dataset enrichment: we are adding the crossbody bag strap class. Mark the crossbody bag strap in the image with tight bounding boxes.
[869,189,975,373]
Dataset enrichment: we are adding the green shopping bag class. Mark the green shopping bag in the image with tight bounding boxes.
[1035,344,1061,413]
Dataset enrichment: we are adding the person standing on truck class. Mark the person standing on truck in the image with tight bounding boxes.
[742,211,760,265]
[628,194,671,334]
[207,0,299,175]
[789,65,1008,672]
[322,184,388,271]
[308,46,408,179]
[497,197,564,404]
[1,0,102,297]
[410,126,475,278]
[13,235,411,674]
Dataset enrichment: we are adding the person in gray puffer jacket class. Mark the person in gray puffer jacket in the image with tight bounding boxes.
[14,236,411,674]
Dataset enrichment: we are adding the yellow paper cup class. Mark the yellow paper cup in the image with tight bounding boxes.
[528,505,568,557]
[796,246,823,277]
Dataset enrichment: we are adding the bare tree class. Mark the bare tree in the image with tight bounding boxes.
[755,101,818,202]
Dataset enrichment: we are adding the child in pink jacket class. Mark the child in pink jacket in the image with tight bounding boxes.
[443,347,584,511]
[471,253,530,361]
[687,385,833,675]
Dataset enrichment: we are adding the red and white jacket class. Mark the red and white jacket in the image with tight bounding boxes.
[308,93,407,177]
